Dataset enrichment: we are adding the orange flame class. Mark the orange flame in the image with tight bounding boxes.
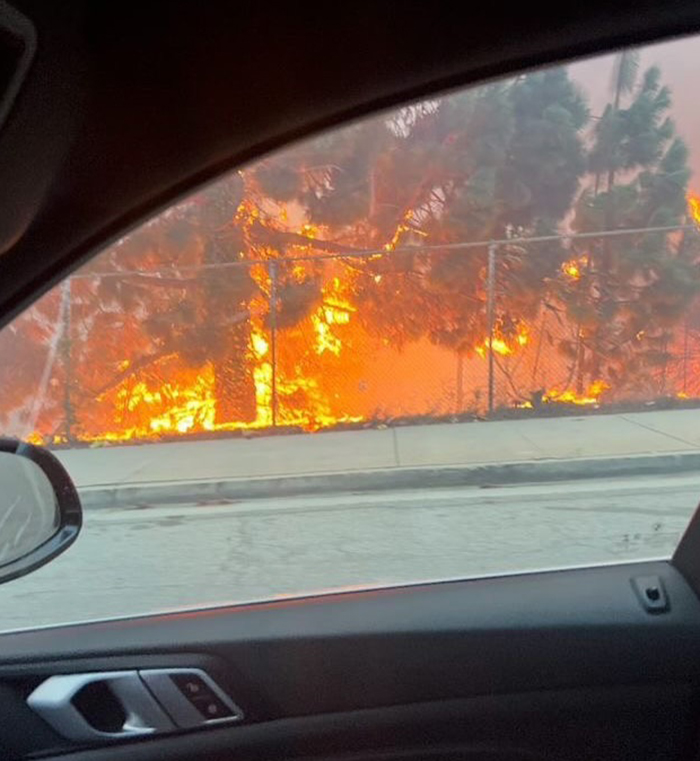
[545,380,609,406]
[562,261,580,279]
[311,278,354,357]
[68,270,364,443]
[561,254,588,280]
[689,193,700,225]
[475,324,529,358]
[516,380,609,409]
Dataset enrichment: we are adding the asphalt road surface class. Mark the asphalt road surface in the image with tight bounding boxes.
[1,473,699,633]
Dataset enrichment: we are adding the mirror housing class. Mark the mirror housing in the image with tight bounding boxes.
[0,438,81,585]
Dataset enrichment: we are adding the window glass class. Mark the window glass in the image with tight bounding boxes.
[2,36,700,631]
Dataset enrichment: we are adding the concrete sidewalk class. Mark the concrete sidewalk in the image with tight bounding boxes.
[54,408,700,508]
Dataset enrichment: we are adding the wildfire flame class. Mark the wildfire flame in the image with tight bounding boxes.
[561,255,588,280]
[123,374,216,435]
[311,278,354,357]
[544,379,609,406]
[689,193,700,225]
[517,380,610,409]
[475,325,529,358]
[562,261,580,279]
[70,272,362,442]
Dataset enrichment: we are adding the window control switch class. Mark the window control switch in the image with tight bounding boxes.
[191,693,233,720]
[632,575,669,613]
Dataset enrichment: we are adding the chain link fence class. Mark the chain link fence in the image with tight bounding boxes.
[2,225,699,444]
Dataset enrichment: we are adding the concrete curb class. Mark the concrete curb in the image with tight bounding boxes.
[77,450,700,508]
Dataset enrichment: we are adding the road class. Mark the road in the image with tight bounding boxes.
[1,473,699,633]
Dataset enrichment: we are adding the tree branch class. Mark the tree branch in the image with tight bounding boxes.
[93,350,179,397]
[250,224,369,255]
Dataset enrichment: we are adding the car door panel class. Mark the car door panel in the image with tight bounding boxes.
[1,560,699,760]
[18,687,697,761]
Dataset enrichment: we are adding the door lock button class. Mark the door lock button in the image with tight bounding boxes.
[171,673,210,700]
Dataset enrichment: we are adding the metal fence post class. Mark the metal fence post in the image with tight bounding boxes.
[487,242,497,415]
[269,261,278,428]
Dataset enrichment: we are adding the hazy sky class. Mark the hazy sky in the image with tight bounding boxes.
[568,33,700,183]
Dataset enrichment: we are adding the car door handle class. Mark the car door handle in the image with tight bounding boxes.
[26,671,175,742]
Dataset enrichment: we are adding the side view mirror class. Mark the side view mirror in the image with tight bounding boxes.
[0,438,82,585]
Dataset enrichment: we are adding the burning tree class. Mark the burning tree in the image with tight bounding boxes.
[559,56,700,398]
[73,171,352,437]
[0,288,66,439]
[61,174,261,435]
[253,68,588,356]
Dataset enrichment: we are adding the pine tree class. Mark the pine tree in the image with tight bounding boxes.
[196,176,258,423]
[252,68,588,357]
[420,68,588,355]
[563,59,700,397]
[55,173,260,429]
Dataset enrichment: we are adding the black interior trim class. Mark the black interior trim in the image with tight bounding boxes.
[23,685,698,761]
[0,1,35,130]
[3,561,700,759]
[673,503,700,597]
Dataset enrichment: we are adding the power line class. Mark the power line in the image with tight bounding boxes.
[69,222,699,280]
